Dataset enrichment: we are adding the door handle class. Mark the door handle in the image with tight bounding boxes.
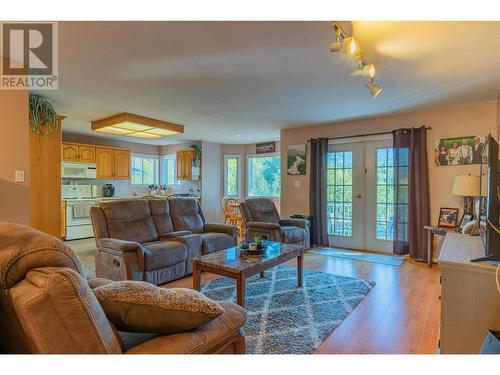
[355,194,362,198]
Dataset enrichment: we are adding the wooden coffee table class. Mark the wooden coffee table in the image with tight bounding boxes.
[192,241,304,307]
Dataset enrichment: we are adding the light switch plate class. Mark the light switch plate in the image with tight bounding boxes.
[294,180,300,188]
[15,170,25,183]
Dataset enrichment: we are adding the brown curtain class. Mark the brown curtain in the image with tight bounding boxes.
[309,138,329,246]
[392,126,430,260]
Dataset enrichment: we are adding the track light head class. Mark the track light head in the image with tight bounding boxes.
[352,64,375,78]
[365,80,383,97]
[329,37,357,54]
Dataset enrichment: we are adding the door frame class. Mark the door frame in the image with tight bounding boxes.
[327,135,393,252]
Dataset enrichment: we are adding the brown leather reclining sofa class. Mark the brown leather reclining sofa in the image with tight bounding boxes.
[0,222,247,354]
[91,198,237,285]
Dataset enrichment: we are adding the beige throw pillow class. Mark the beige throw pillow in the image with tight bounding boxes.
[93,281,224,334]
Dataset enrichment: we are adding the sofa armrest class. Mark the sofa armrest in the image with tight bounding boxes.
[97,238,143,253]
[203,223,238,237]
[87,277,115,289]
[279,218,308,228]
[158,230,192,240]
[124,302,247,354]
[246,221,281,230]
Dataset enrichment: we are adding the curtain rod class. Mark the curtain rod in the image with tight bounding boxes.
[307,126,432,142]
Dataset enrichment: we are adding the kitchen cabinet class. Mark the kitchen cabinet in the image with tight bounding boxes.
[78,145,96,162]
[62,143,79,161]
[61,201,66,239]
[62,142,96,162]
[176,149,195,180]
[95,147,130,179]
[95,147,115,179]
[114,149,131,179]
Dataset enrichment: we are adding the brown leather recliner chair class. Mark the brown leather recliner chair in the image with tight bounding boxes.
[0,222,246,354]
[91,198,237,285]
[240,198,310,248]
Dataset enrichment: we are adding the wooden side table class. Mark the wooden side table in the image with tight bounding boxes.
[424,226,459,267]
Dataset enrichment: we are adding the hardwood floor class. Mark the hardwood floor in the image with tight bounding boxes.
[70,239,441,354]
[166,251,441,354]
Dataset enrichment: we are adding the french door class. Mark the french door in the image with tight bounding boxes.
[327,138,400,253]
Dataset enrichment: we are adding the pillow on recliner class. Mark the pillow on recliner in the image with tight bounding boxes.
[93,281,224,333]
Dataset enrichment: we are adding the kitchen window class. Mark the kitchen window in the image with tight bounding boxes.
[224,154,241,197]
[160,155,178,186]
[247,153,281,197]
[131,154,159,185]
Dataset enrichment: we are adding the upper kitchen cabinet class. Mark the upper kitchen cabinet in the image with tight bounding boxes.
[176,149,195,180]
[95,146,130,179]
[95,147,115,178]
[62,142,95,162]
[114,149,131,179]
[62,142,79,161]
[78,145,96,162]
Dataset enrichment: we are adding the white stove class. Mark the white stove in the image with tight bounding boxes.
[62,185,98,240]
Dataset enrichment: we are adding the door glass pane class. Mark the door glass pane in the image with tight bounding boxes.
[327,151,353,237]
[376,147,408,241]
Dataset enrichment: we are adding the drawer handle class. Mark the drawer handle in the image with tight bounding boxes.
[113,259,120,267]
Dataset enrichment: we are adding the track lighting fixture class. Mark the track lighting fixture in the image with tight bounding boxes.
[365,79,383,97]
[329,37,357,54]
[352,64,375,78]
[330,22,383,97]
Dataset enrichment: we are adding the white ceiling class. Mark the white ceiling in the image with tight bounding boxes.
[43,21,500,145]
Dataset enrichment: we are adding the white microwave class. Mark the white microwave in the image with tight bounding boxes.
[62,162,97,179]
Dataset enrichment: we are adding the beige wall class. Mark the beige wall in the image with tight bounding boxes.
[201,141,222,221]
[280,101,498,229]
[0,85,30,225]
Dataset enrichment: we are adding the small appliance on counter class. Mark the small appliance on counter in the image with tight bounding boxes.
[103,184,115,197]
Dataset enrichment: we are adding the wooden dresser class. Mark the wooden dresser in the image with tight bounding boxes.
[438,233,500,353]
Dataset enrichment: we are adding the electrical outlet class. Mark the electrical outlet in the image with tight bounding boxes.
[294,180,300,188]
[15,170,25,183]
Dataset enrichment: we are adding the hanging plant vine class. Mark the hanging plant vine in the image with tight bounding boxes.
[191,144,201,167]
[29,93,58,135]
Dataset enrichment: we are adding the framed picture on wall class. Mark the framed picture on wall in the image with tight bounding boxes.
[434,135,486,166]
[438,207,459,228]
[287,144,306,175]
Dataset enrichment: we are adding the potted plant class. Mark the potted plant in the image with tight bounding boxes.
[29,93,58,135]
[249,236,265,251]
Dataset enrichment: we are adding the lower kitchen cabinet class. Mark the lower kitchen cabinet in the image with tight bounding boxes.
[61,201,66,239]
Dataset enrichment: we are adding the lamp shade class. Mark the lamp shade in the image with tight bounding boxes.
[451,175,482,197]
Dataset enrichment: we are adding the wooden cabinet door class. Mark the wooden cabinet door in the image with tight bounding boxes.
[114,149,130,179]
[176,152,184,179]
[61,201,66,239]
[95,147,114,178]
[78,145,95,163]
[176,150,194,180]
[62,142,79,161]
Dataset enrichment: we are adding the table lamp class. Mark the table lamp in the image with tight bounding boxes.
[451,175,480,216]
[451,174,487,235]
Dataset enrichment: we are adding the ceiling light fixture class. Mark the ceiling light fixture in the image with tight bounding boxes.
[330,22,383,97]
[352,64,375,78]
[365,79,383,98]
[91,113,184,139]
[329,37,357,54]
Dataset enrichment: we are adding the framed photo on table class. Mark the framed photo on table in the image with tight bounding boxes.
[438,207,459,228]
[459,213,475,228]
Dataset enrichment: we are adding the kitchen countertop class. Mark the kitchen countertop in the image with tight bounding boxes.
[62,195,201,202]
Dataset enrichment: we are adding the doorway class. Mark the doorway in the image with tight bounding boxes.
[327,137,406,253]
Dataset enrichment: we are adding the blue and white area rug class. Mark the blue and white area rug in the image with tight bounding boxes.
[201,264,375,354]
